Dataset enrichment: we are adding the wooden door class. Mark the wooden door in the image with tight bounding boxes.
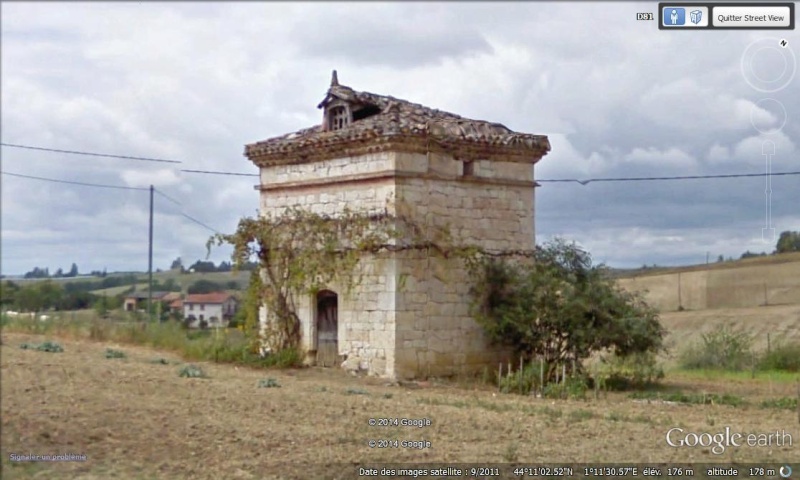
[316,292,338,367]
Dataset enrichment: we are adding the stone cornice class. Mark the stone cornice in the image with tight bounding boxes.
[255,169,540,193]
[247,135,549,168]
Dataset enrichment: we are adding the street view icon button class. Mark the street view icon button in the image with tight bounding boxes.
[663,7,686,25]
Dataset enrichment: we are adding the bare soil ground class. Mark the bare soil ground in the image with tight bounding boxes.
[2,333,798,480]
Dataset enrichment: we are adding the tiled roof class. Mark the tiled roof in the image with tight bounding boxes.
[245,71,550,166]
[162,292,181,302]
[124,291,170,300]
[184,292,234,305]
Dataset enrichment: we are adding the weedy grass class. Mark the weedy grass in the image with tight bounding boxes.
[759,397,798,410]
[669,367,800,383]
[258,378,281,388]
[345,388,369,396]
[629,390,746,407]
[178,365,207,378]
[19,341,64,353]
[567,409,595,423]
[105,348,126,359]
[2,314,304,371]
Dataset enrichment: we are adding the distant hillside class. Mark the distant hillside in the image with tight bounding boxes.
[611,251,800,279]
[6,270,253,296]
[616,252,800,312]
[658,304,800,367]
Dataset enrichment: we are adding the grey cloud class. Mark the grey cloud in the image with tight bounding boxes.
[1,2,798,275]
[290,5,493,68]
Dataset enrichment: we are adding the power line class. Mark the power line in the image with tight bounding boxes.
[3,171,221,233]
[1,143,182,164]
[8,164,797,235]
[181,169,258,177]
[155,190,221,233]
[180,212,220,234]
[153,188,221,232]
[4,141,797,184]
[153,188,182,206]
[152,188,220,231]
[538,171,800,185]
[179,167,800,184]
[1,171,149,191]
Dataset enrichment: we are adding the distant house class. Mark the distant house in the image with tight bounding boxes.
[183,292,238,328]
[162,292,181,303]
[123,291,171,312]
[168,297,183,315]
[161,292,182,315]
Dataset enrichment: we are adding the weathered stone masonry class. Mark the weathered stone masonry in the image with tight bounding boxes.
[246,72,550,379]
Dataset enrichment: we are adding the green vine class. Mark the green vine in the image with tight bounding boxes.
[239,269,265,355]
[207,199,535,354]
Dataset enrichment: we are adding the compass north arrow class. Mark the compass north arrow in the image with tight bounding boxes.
[762,141,776,243]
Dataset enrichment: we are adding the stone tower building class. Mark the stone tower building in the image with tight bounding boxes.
[245,72,550,379]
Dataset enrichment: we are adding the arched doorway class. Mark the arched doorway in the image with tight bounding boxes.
[315,290,338,367]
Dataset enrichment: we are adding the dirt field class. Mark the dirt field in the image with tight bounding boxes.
[658,304,800,366]
[2,333,798,480]
[616,257,800,313]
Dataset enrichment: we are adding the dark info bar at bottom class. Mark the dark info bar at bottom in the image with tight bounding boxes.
[355,463,798,479]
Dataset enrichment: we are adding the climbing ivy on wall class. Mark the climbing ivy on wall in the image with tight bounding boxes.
[207,199,493,353]
[208,197,665,389]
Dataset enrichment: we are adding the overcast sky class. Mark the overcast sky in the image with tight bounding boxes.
[2,2,798,276]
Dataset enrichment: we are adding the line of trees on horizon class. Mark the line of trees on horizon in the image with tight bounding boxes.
[6,231,798,281]
[0,280,121,313]
[633,230,800,270]
[170,257,258,274]
[22,263,84,279]
[720,230,800,262]
[8,257,259,281]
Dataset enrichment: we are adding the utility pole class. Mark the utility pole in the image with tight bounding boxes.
[148,185,154,322]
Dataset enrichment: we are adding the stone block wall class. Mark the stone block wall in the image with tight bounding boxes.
[258,255,398,377]
[391,152,534,378]
[259,151,395,186]
[335,255,398,376]
[257,150,536,378]
[393,251,513,379]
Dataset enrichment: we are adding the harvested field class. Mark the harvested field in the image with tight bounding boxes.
[2,333,798,479]
[658,304,800,366]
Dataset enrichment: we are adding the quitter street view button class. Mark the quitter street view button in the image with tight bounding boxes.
[713,6,792,28]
